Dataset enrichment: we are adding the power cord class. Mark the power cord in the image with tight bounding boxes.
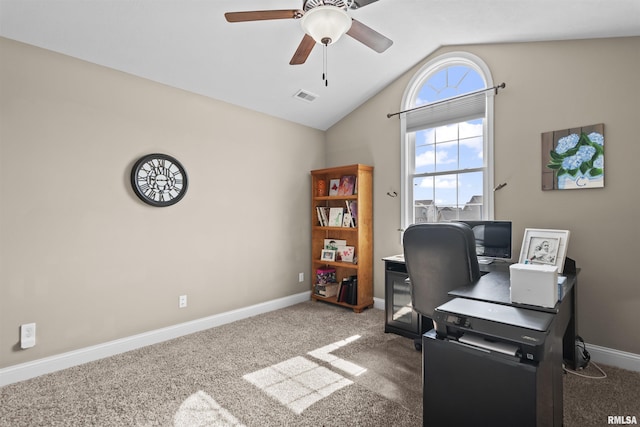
[564,361,607,379]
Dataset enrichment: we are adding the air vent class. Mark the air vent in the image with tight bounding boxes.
[293,89,318,103]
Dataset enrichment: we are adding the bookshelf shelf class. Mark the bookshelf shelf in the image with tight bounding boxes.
[312,226,358,232]
[312,259,360,270]
[314,195,359,201]
[310,164,373,313]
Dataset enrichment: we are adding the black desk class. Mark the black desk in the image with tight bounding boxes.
[449,269,579,370]
[382,255,432,342]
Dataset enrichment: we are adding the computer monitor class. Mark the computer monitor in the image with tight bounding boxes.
[454,220,512,262]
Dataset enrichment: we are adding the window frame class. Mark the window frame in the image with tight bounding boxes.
[400,52,496,230]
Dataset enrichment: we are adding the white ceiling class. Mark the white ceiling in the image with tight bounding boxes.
[1,0,639,130]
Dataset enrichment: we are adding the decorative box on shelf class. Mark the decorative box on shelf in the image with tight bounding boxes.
[315,283,339,297]
[316,268,336,284]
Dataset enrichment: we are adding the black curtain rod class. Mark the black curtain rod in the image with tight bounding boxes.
[386,82,506,119]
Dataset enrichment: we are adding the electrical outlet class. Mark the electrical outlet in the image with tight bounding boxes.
[179,295,187,308]
[298,272,304,283]
[21,323,36,349]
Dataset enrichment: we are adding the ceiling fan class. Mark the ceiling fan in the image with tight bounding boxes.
[224,0,393,65]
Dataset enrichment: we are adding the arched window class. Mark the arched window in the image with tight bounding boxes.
[400,52,495,229]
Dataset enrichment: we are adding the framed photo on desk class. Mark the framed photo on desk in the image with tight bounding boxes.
[519,228,570,273]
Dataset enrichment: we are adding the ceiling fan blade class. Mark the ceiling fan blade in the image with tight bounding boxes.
[290,34,316,65]
[347,19,393,53]
[224,9,302,23]
[348,0,379,9]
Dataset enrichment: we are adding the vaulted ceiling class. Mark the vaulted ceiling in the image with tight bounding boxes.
[2,0,639,130]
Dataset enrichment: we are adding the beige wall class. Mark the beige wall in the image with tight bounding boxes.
[0,38,325,368]
[326,36,640,354]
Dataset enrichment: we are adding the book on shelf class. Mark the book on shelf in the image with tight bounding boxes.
[349,201,357,227]
[317,203,355,228]
[346,275,358,305]
[316,206,325,226]
[328,207,344,227]
[337,280,348,302]
[316,206,330,226]
[342,212,352,227]
[344,200,357,227]
[337,275,357,304]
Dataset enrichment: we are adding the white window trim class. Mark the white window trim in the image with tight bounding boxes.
[400,52,495,231]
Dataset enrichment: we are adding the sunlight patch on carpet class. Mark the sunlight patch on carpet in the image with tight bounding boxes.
[174,390,245,427]
[243,356,352,415]
[242,336,366,414]
[307,334,367,376]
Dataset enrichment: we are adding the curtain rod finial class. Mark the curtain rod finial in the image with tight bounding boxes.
[493,182,507,191]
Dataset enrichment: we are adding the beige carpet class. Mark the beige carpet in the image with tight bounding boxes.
[1,301,638,426]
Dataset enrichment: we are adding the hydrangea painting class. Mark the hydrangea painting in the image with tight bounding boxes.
[541,123,604,190]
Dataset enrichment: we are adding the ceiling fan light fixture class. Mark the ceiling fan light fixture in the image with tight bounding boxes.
[300,5,352,45]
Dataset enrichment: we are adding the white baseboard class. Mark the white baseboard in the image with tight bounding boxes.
[0,291,311,387]
[3,293,636,387]
[586,342,640,372]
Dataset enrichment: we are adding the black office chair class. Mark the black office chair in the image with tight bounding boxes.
[402,222,481,350]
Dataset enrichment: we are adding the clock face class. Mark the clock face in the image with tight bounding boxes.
[131,154,188,207]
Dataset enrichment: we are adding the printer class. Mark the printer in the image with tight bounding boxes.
[433,297,555,362]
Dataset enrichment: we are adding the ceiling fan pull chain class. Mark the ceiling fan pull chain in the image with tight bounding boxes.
[323,44,328,87]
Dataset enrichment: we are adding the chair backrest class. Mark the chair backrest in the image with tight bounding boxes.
[402,222,481,318]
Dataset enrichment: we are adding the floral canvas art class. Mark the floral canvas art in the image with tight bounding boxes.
[541,123,604,190]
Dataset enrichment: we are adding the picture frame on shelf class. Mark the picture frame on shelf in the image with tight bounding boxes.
[337,246,355,263]
[337,175,356,196]
[519,228,570,273]
[328,179,340,196]
[321,249,336,262]
[324,239,347,250]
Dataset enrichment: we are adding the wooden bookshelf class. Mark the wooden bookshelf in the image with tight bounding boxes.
[310,164,373,313]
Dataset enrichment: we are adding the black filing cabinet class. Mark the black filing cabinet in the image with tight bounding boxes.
[383,256,432,339]
[423,320,560,427]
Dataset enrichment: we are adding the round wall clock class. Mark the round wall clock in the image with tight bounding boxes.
[130,153,188,207]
